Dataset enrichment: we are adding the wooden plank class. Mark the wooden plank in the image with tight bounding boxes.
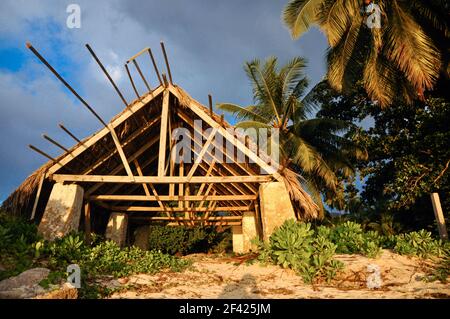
[52,174,272,184]
[46,85,164,176]
[169,85,282,180]
[431,193,448,240]
[133,216,242,221]
[109,124,134,178]
[83,116,160,175]
[84,201,91,244]
[84,136,160,196]
[89,194,257,201]
[187,127,218,180]
[30,173,46,221]
[177,109,258,194]
[112,205,249,212]
[179,160,184,208]
[158,89,170,176]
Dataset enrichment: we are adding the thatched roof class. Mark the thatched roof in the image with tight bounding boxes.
[2,84,320,221]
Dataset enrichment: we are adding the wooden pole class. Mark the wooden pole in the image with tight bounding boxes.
[26,42,108,128]
[430,193,448,240]
[132,59,151,92]
[148,48,163,86]
[58,123,82,144]
[84,201,92,244]
[30,172,46,221]
[208,94,213,117]
[160,42,173,84]
[86,44,128,107]
[125,63,141,99]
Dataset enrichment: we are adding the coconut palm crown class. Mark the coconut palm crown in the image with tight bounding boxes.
[217,56,366,215]
[283,0,449,107]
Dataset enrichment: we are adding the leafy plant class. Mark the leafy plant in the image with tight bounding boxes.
[147,225,231,255]
[394,230,445,258]
[255,220,343,284]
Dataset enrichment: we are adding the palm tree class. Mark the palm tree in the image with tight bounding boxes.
[283,0,449,106]
[217,56,366,217]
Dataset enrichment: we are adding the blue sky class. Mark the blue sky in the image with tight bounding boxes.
[0,0,329,201]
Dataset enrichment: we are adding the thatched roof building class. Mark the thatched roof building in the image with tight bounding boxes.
[2,43,320,235]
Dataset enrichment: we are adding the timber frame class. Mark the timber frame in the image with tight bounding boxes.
[22,42,285,230]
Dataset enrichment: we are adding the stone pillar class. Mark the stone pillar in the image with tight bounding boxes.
[259,182,296,241]
[232,225,244,254]
[105,212,128,247]
[242,211,258,252]
[232,212,259,254]
[133,225,150,250]
[38,183,84,241]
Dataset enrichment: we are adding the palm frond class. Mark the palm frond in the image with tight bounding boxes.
[283,0,324,38]
[216,103,267,122]
[384,1,441,92]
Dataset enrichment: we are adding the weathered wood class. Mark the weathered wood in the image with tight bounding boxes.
[132,59,151,92]
[430,193,448,240]
[160,42,173,84]
[158,89,170,176]
[169,85,282,180]
[187,127,218,180]
[52,174,272,184]
[46,86,165,176]
[108,124,134,178]
[83,117,160,175]
[30,172,46,220]
[111,205,249,212]
[89,194,257,201]
[134,216,242,221]
[84,201,91,244]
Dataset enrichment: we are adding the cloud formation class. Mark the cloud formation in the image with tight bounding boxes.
[0,0,327,200]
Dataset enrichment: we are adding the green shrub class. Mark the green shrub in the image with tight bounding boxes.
[255,220,343,284]
[393,230,445,258]
[147,225,231,255]
[83,240,191,278]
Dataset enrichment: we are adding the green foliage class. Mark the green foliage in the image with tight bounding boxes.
[147,225,231,255]
[255,220,344,284]
[324,221,382,258]
[83,241,191,278]
[314,81,450,232]
[393,230,445,258]
[0,212,191,298]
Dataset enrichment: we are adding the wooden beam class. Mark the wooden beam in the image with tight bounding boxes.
[108,124,134,178]
[89,194,257,201]
[46,86,164,176]
[84,201,91,244]
[133,216,242,221]
[83,116,160,175]
[112,206,249,212]
[431,193,448,240]
[169,85,282,181]
[177,109,258,194]
[30,172,46,220]
[187,127,218,180]
[52,174,272,184]
[158,89,170,176]
[84,136,160,196]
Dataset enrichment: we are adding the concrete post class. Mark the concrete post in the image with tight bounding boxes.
[38,182,84,241]
[105,212,128,247]
[232,225,244,254]
[259,182,296,241]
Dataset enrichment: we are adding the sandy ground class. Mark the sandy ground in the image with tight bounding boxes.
[105,250,450,299]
